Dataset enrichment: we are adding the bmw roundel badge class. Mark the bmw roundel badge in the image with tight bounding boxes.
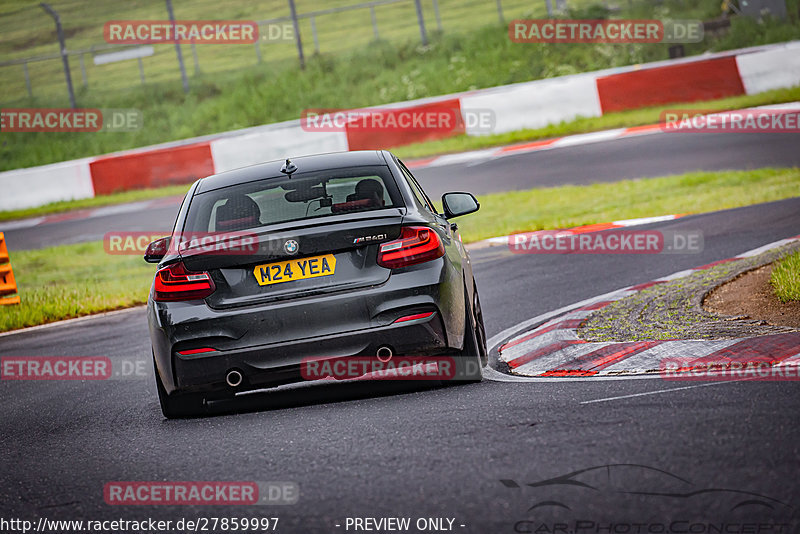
[284,239,299,255]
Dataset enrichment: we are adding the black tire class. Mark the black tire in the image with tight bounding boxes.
[472,281,489,367]
[153,354,205,419]
[452,282,484,384]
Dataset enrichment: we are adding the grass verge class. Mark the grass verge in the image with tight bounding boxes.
[3,86,799,223]
[771,250,800,302]
[1,167,798,333]
[0,242,154,333]
[454,168,800,243]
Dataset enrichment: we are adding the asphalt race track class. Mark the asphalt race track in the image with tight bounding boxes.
[3,128,800,251]
[418,130,800,199]
[2,194,799,531]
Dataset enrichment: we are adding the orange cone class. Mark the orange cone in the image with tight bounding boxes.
[0,232,20,305]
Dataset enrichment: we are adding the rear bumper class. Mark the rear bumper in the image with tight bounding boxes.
[172,311,447,392]
[148,258,465,395]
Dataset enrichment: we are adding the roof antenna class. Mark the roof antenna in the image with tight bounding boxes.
[280,158,297,176]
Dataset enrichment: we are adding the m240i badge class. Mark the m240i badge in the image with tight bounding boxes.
[353,234,387,245]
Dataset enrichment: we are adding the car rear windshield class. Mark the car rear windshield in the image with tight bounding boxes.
[183,165,403,233]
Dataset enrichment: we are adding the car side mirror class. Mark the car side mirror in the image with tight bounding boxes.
[144,237,170,263]
[442,192,480,219]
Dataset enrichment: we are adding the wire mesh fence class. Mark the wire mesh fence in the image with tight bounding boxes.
[0,0,605,105]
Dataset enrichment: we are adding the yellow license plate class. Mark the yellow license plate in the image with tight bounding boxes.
[253,254,337,286]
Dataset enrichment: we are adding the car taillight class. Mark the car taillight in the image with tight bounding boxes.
[153,262,216,302]
[377,226,445,269]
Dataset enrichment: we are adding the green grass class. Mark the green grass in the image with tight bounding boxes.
[452,167,800,243]
[771,250,800,302]
[1,0,572,101]
[3,0,755,102]
[0,241,154,332]
[3,0,799,173]
[4,85,799,223]
[1,167,798,332]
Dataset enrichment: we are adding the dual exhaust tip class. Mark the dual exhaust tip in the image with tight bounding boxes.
[225,346,394,387]
[376,345,393,362]
[225,369,243,387]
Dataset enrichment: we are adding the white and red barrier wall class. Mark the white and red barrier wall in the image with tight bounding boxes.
[2,41,799,211]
